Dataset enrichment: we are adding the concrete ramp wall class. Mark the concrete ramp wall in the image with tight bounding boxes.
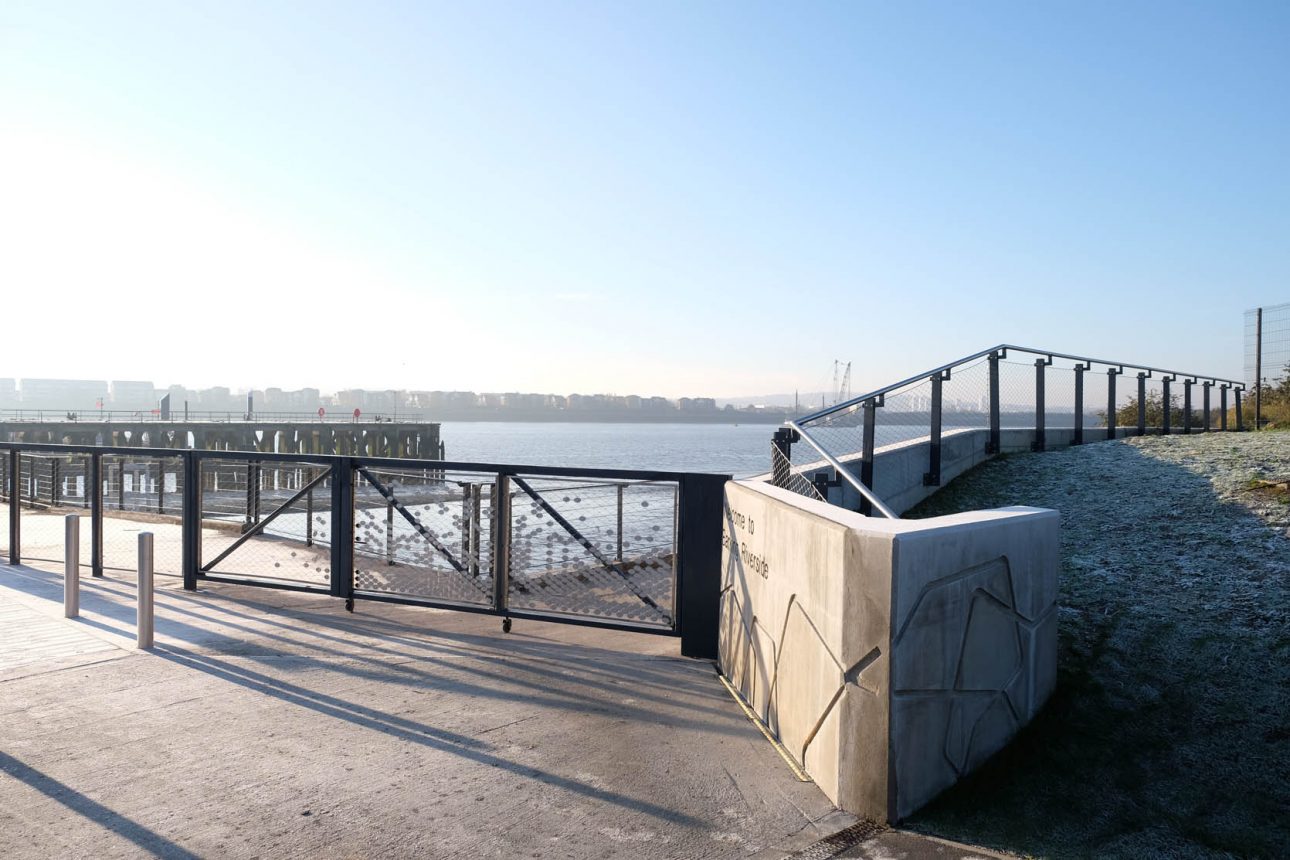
[818,426,1147,516]
[719,480,1057,822]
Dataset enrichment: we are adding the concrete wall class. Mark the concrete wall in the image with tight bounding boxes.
[719,480,1057,822]
[813,426,1159,515]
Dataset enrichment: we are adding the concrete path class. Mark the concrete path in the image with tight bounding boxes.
[0,561,852,859]
[0,595,118,675]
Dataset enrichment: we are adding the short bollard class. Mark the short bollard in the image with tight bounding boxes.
[64,514,79,619]
[137,532,154,650]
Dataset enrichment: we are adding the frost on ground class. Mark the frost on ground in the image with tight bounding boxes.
[904,432,1289,859]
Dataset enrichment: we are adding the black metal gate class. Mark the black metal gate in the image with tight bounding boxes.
[0,443,727,658]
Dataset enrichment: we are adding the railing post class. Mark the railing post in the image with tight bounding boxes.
[1073,363,1085,445]
[1033,359,1047,451]
[859,397,878,516]
[117,462,125,510]
[182,452,200,591]
[90,452,103,577]
[1184,379,1194,434]
[1137,373,1147,437]
[492,474,511,615]
[1220,385,1229,431]
[243,462,255,532]
[1236,388,1244,431]
[1162,377,1173,436]
[305,467,314,547]
[329,458,355,604]
[987,352,1001,454]
[615,483,625,561]
[677,473,727,660]
[51,458,59,507]
[137,532,154,649]
[253,463,262,524]
[9,449,20,564]
[1107,368,1119,440]
[385,493,395,566]
[1203,382,1212,432]
[770,427,796,488]
[64,514,79,618]
[156,460,164,514]
[924,372,944,486]
[470,483,482,575]
[1256,306,1263,428]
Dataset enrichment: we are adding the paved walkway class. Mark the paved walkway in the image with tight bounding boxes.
[0,559,1018,859]
[0,561,853,859]
[0,592,118,675]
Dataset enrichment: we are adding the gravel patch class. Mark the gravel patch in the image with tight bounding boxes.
[904,432,1290,859]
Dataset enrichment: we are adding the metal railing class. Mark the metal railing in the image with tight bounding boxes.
[772,344,1246,517]
[0,442,728,658]
[0,408,424,424]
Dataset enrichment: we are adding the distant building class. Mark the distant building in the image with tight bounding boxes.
[195,387,236,411]
[109,380,157,410]
[20,379,109,409]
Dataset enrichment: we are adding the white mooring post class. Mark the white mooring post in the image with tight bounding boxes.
[137,532,154,649]
[64,514,80,618]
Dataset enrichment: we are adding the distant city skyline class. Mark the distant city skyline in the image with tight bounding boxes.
[0,375,791,416]
[0,374,1081,418]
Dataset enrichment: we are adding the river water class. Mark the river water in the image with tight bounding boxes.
[436,422,777,477]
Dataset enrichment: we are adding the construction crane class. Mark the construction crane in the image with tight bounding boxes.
[832,360,852,405]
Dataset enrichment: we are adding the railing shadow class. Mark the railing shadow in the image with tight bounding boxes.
[150,646,705,826]
[0,564,738,736]
[0,751,201,859]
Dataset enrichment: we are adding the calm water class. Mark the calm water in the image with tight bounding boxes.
[437,422,776,477]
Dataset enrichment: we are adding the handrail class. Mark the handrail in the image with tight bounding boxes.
[785,420,898,519]
[0,408,426,424]
[795,343,1246,425]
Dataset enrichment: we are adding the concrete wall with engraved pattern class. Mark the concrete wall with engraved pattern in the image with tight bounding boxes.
[718,480,1057,822]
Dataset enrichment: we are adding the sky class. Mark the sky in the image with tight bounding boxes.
[1,1,1287,399]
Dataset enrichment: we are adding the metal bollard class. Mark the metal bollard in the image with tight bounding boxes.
[64,514,79,618]
[137,532,154,649]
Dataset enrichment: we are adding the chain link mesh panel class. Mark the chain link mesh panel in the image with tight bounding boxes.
[99,455,184,576]
[16,454,74,564]
[770,445,825,502]
[200,459,331,587]
[1082,369,1110,433]
[353,466,494,605]
[941,359,991,437]
[505,476,676,628]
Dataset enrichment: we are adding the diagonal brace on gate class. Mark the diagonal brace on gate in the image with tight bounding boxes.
[510,476,671,625]
[203,467,331,572]
[355,466,490,598]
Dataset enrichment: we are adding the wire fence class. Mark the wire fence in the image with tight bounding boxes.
[0,443,723,638]
[1245,303,1290,428]
[771,344,1245,516]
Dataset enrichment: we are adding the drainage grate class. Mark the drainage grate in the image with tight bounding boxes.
[780,819,887,860]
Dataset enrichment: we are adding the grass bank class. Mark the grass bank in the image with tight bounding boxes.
[904,433,1289,859]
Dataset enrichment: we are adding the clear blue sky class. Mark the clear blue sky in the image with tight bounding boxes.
[2,1,1286,398]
